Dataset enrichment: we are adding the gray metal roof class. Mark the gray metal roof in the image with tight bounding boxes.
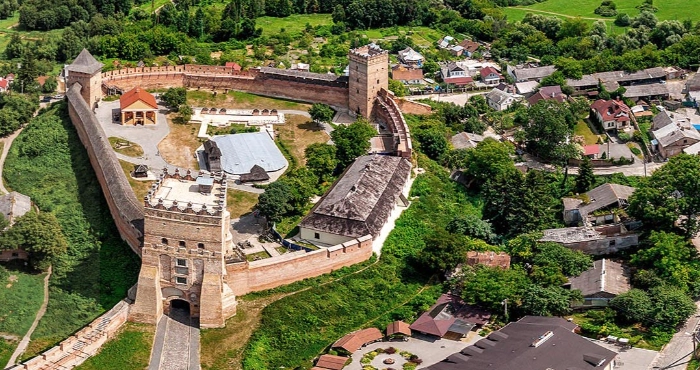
[0,191,31,224]
[66,49,103,75]
[212,132,287,175]
[512,65,556,81]
[569,259,630,297]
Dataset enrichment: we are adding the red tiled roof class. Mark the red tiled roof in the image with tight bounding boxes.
[315,354,348,370]
[332,328,383,353]
[36,76,48,86]
[459,40,480,53]
[410,294,491,337]
[590,99,631,123]
[387,320,412,337]
[0,79,8,89]
[444,76,474,86]
[465,251,511,269]
[480,66,502,80]
[225,62,242,71]
[527,85,566,106]
[120,86,158,110]
[584,145,600,156]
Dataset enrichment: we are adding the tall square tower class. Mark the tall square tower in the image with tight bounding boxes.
[348,44,389,118]
[65,49,103,109]
[130,169,238,328]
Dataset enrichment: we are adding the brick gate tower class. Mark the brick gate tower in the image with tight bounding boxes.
[348,44,389,118]
[130,169,238,328]
[65,49,103,109]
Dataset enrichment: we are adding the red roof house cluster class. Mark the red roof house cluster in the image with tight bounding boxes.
[590,99,632,131]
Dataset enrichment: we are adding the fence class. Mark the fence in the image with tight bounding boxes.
[270,224,315,252]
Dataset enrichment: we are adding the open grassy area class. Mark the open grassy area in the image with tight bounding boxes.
[361,26,444,47]
[227,189,259,219]
[75,323,154,370]
[0,265,45,337]
[276,115,329,166]
[4,103,140,358]
[108,137,144,158]
[157,116,202,169]
[118,160,154,200]
[258,14,332,37]
[574,121,601,145]
[0,338,16,368]
[504,0,700,25]
[187,90,310,111]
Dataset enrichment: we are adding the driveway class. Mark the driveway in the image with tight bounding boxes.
[345,333,482,369]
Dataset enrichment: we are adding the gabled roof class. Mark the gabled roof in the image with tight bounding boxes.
[450,132,484,149]
[0,79,8,89]
[583,144,600,156]
[398,47,424,62]
[459,39,480,53]
[315,354,348,370]
[514,81,539,95]
[486,88,515,105]
[653,124,700,148]
[480,66,501,79]
[66,49,103,75]
[332,328,383,353]
[392,66,423,81]
[410,294,491,337]
[240,164,270,182]
[527,85,565,106]
[387,320,411,337]
[120,87,157,110]
[225,61,242,71]
[443,76,473,86]
[580,183,636,215]
[133,164,149,174]
[512,65,556,81]
[569,259,631,297]
[652,111,674,130]
[590,99,631,123]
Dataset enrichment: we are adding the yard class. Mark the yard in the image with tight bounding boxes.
[118,160,154,200]
[275,114,329,166]
[574,121,602,145]
[227,190,259,219]
[109,137,144,158]
[74,323,154,370]
[570,310,671,351]
[0,266,45,337]
[186,90,310,111]
[157,115,202,169]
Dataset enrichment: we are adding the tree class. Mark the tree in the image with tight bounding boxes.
[615,13,631,26]
[631,231,698,289]
[387,79,407,97]
[457,265,531,313]
[416,229,472,273]
[532,242,592,278]
[5,33,23,59]
[650,285,696,329]
[41,76,57,94]
[557,18,589,39]
[0,212,67,270]
[628,154,700,237]
[415,129,448,160]
[256,181,293,223]
[304,143,337,181]
[446,214,497,243]
[609,289,654,323]
[161,87,187,110]
[177,105,192,123]
[444,138,515,189]
[523,100,579,165]
[519,285,578,316]
[308,103,334,124]
[575,156,595,193]
[330,119,376,168]
[331,4,345,23]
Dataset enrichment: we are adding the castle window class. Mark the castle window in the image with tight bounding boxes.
[176,258,187,267]
[314,232,320,239]
[356,78,359,82]
[198,243,205,249]
[179,240,186,247]
[161,238,168,245]
[175,277,187,285]
[377,79,379,84]
[357,89,359,94]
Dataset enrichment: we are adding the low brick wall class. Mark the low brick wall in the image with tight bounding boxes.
[396,99,432,115]
[225,235,373,296]
[8,301,130,370]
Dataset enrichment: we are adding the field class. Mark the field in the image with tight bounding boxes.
[258,14,333,37]
[0,267,45,337]
[4,104,140,359]
[227,190,259,219]
[74,323,154,370]
[275,114,329,166]
[186,90,310,111]
[109,137,144,158]
[503,0,700,25]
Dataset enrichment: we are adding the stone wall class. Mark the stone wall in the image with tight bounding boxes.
[8,301,130,370]
[396,99,432,115]
[225,235,373,296]
[66,83,144,254]
[101,65,350,109]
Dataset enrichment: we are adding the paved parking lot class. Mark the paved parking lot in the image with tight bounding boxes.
[588,338,659,370]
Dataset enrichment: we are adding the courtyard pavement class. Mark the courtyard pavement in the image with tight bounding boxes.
[588,338,659,370]
[148,306,200,370]
[345,333,482,370]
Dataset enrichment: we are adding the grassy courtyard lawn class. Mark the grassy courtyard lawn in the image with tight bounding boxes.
[571,310,670,351]
[187,90,310,111]
[574,121,601,145]
[157,116,201,169]
[276,115,329,166]
[227,190,259,219]
[0,266,45,337]
[504,0,700,23]
[108,137,144,158]
[258,14,332,36]
[118,160,153,200]
[75,323,154,370]
[4,103,140,359]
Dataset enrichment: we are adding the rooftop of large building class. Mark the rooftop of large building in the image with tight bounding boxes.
[350,43,387,58]
[146,170,227,213]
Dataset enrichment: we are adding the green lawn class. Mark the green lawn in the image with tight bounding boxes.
[258,14,332,37]
[0,266,45,337]
[574,121,601,145]
[187,90,310,110]
[0,338,17,368]
[75,323,154,370]
[504,0,700,23]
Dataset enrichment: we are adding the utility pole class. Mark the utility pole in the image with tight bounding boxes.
[502,299,509,321]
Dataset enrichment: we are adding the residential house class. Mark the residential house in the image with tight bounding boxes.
[568,259,631,308]
[438,36,454,49]
[527,85,566,106]
[540,224,639,255]
[441,62,474,86]
[458,39,480,58]
[0,78,9,92]
[686,69,700,103]
[507,64,557,83]
[590,99,632,132]
[410,294,491,340]
[449,45,464,56]
[391,65,424,85]
[426,316,618,370]
[562,183,636,226]
[652,122,700,158]
[514,81,539,96]
[397,47,424,67]
[567,67,667,92]
[450,132,484,150]
[465,251,511,269]
[486,88,521,111]
[480,66,503,85]
[331,328,383,354]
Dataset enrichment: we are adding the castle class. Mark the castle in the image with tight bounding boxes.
[65,45,411,328]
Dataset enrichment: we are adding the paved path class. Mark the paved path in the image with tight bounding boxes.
[149,307,200,370]
[0,128,25,195]
[652,301,700,369]
[6,266,52,368]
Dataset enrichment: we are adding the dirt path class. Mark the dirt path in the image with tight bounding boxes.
[0,127,24,195]
[6,266,51,368]
[510,7,610,21]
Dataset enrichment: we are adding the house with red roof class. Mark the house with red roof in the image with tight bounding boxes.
[0,78,9,92]
[409,294,491,340]
[119,86,158,125]
[527,85,566,106]
[590,99,632,132]
[480,66,503,85]
[225,61,242,71]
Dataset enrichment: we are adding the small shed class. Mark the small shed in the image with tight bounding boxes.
[240,164,270,183]
[314,354,348,370]
[386,320,411,340]
[331,328,383,355]
[197,176,214,194]
[133,164,149,178]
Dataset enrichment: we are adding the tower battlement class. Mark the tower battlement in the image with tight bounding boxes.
[348,44,389,119]
[349,44,388,62]
[144,168,228,218]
